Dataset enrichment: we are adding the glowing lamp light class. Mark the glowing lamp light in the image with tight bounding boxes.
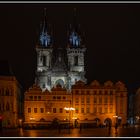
[72,117,77,120]
[30,117,35,121]
[113,115,118,118]
[64,107,75,111]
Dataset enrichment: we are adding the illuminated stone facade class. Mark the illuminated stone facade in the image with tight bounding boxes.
[72,80,127,126]
[24,84,71,122]
[36,10,86,91]
[0,76,21,128]
[24,80,127,126]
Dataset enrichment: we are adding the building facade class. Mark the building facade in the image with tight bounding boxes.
[0,61,22,128]
[72,80,127,126]
[134,88,140,124]
[24,10,128,127]
[24,80,127,127]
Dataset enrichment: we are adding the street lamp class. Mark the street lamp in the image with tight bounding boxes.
[113,115,118,126]
[64,107,75,133]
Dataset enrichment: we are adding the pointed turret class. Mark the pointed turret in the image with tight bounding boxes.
[68,8,83,48]
[39,8,52,47]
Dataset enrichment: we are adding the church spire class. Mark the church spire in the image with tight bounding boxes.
[73,8,78,33]
[42,8,47,33]
[39,8,52,47]
[68,8,81,48]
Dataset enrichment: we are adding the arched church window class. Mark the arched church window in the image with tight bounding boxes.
[42,84,46,88]
[42,56,46,66]
[74,56,78,66]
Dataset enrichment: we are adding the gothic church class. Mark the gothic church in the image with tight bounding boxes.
[36,9,86,91]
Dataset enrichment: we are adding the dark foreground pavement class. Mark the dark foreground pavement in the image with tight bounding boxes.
[0,125,140,137]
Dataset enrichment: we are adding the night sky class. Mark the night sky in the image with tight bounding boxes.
[0,3,140,94]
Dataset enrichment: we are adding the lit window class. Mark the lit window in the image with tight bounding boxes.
[87,91,90,94]
[28,108,31,113]
[94,91,97,95]
[60,108,63,113]
[105,91,108,95]
[66,110,69,113]
[53,96,56,99]
[110,90,113,95]
[1,88,4,96]
[5,89,9,96]
[11,103,13,111]
[104,97,108,104]
[6,102,10,111]
[81,90,84,94]
[38,96,41,100]
[94,96,97,103]
[94,107,97,113]
[81,108,84,113]
[86,96,90,104]
[81,96,84,104]
[40,108,44,113]
[75,90,79,94]
[99,107,102,113]
[110,95,113,104]
[53,108,56,113]
[110,108,113,113]
[75,108,79,113]
[120,99,123,113]
[104,107,108,113]
[99,90,102,94]
[75,97,79,104]
[29,96,33,100]
[3,103,4,111]
[34,96,37,100]
[57,96,61,100]
[34,108,37,113]
[99,96,102,104]
[86,108,90,113]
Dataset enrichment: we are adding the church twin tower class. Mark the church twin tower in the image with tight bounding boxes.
[36,9,87,91]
